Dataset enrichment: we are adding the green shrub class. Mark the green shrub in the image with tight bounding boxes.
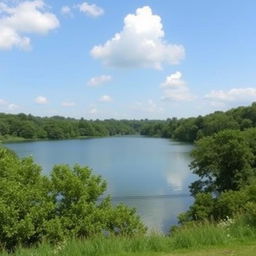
[0,148,146,251]
[178,182,256,225]
[190,129,256,196]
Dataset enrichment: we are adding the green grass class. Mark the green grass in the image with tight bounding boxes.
[2,219,256,256]
[0,135,30,143]
[106,244,256,256]
[0,135,97,144]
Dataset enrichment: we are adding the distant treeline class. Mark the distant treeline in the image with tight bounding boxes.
[141,102,256,142]
[0,113,164,140]
[1,102,256,142]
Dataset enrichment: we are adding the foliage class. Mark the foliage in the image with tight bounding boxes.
[2,102,256,142]
[176,106,256,227]
[141,102,256,142]
[1,220,256,255]
[178,182,256,224]
[178,193,215,223]
[0,114,147,141]
[189,129,256,195]
[0,148,146,251]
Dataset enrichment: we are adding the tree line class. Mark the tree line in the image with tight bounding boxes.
[141,102,256,142]
[0,113,155,140]
[1,103,256,142]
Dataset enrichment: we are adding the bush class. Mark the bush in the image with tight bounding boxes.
[0,148,146,251]
[179,182,256,224]
[190,129,256,195]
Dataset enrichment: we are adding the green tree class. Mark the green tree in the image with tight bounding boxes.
[78,119,95,136]
[190,129,256,195]
[178,193,215,223]
[0,121,9,136]
[0,148,146,251]
[0,148,53,250]
[178,181,256,224]
[43,122,65,139]
[18,121,37,139]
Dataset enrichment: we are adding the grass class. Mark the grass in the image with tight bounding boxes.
[107,244,256,256]
[0,135,98,144]
[2,218,256,256]
[2,239,255,256]
[0,135,30,143]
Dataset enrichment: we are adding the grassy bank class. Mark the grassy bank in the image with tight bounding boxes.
[2,219,256,256]
[0,135,97,144]
[0,135,31,143]
[3,243,255,256]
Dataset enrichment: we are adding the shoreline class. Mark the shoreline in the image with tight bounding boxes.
[0,135,97,144]
[0,134,145,144]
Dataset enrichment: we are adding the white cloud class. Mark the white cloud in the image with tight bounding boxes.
[61,6,72,16]
[160,71,185,88]
[91,6,185,69]
[87,75,112,87]
[205,88,256,102]
[89,107,97,114]
[99,95,112,102]
[78,2,104,17]
[8,103,19,110]
[35,96,48,104]
[161,72,194,101]
[0,0,59,50]
[61,101,76,107]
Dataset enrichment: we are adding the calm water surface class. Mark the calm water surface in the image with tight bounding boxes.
[5,136,195,233]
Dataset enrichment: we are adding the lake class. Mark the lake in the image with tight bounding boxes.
[5,136,195,233]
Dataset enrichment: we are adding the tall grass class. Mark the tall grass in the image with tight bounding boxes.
[1,216,256,256]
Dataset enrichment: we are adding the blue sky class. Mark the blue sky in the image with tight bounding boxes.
[0,0,256,119]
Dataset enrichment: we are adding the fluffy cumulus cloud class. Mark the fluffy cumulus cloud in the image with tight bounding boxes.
[87,75,112,87]
[205,88,256,102]
[78,2,104,17]
[160,71,186,88]
[99,95,112,102]
[0,0,59,50]
[35,96,48,104]
[91,6,185,69]
[161,72,194,101]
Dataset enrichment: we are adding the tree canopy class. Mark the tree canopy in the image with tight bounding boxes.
[189,129,256,196]
[179,128,256,225]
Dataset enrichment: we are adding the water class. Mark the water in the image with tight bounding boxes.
[5,136,195,233]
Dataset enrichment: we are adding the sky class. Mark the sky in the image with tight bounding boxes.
[0,0,256,119]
